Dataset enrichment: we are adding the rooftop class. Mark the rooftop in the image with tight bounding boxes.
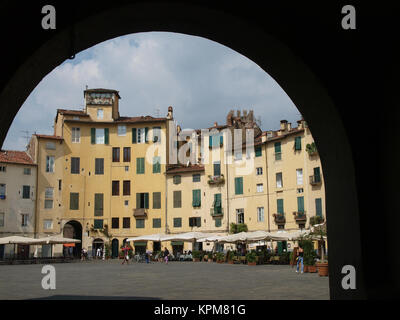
[0,150,35,165]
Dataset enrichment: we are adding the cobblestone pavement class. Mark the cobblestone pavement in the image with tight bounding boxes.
[0,260,329,300]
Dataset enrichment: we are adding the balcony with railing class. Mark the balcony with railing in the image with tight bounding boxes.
[309,175,322,186]
[208,174,225,185]
[273,213,285,224]
[293,211,307,223]
[210,207,223,217]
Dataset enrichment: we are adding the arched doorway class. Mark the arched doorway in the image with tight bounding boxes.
[111,238,119,258]
[92,238,104,259]
[63,220,82,258]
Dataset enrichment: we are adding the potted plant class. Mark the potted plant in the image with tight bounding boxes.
[246,251,257,266]
[207,252,214,262]
[311,223,329,276]
[216,252,225,263]
[306,142,318,156]
[192,250,201,262]
[227,251,235,264]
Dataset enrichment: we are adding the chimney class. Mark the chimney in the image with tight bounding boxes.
[243,109,248,119]
[214,122,218,127]
[287,123,292,131]
[227,110,234,126]
[249,110,254,122]
[280,120,288,131]
[176,125,181,134]
[167,106,173,119]
[297,120,303,129]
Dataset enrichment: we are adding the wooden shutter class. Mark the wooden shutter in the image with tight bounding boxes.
[314,167,321,182]
[213,162,220,176]
[174,191,181,208]
[297,196,304,213]
[91,128,96,144]
[315,198,322,217]
[295,136,301,150]
[153,192,161,209]
[255,146,262,157]
[104,128,109,144]
[132,128,137,143]
[277,199,284,215]
[274,142,281,153]
[192,190,201,207]
[209,136,212,148]
[144,193,149,209]
[136,193,141,209]
[70,193,79,210]
[123,180,130,196]
[235,177,243,195]
[145,127,149,142]
[196,217,201,227]
[94,194,103,216]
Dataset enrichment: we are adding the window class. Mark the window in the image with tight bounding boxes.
[234,177,243,195]
[213,162,221,176]
[153,192,161,209]
[274,142,282,160]
[236,209,244,224]
[256,167,263,175]
[71,157,80,174]
[136,193,149,209]
[123,217,130,228]
[192,189,201,207]
[153,156,161,173]
[276,172,283,188]
[192,174,200,182]
[118,125,126,136]
[297,188,304,194]
[94,219,103,229]
[189,217,201,227]
[316,198,323,217]
[123,147,131,162]
[91,128,109,144]
[173,191,182,208]
[255,146,262,157]
[58,180,62,191]
[0,213,4,227]
[296,169,303,185]
[136,219,145,228]
[136,158,145,174]
[46,156,54,173]
[173,218,182,228]
[43,220,53,230]
[21,214,28,227]
[70,193,79,210]
[0,166,6,172]
[97,108,103,119]
[125,200,129,206]
[111,218,119,229]
[257,207,265,222]
[313,167,321,183]
[72,127,80,143]
[153,127,161,143]
[46,142,56,150]
[278,224,285,230]
[112,181,120,196]
[277,199,284,215]
[94,193,104,216]
[256,184,263,193]
[95,158,104,175]
[0,184,6,198]
[22,186,30,199]
[153,218,161,228]
[112,148,120,162]
[215,218,222,227]
[123,180,130,196]
[125,166,129,172]
[297,196,305,213]
[294,136,302,151]
[213,194,222,214]
[234,149,242,161]
[44,188,53,209]
[23,168,31,175]
[173,175,181,184]
[209,134,223,148]
[134,127,147,144]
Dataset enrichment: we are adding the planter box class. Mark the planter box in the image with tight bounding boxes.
[248,262,256,266]
[316,262,329,276]
[307,265,317,273]
[303,265,309,273]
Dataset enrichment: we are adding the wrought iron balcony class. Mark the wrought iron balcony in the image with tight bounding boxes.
[210,207,223,217]
[273,213,285,224]
[309,175,322,186]
[208,174,225,185]
[293,211,307,222]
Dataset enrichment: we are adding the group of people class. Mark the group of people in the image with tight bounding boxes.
[121,245,170,265]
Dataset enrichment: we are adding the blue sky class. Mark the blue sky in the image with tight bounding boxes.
[2,32,301,151]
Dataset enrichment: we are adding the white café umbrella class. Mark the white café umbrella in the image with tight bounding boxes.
[126,233,169,242]
[161,232,216,242]
[33,235,81,258]
[0,236,40,259]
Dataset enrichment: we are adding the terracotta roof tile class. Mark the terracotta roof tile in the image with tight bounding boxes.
[35,134,63,140]
[0,150,34,165]
[57,109,89,116]
[166,164,205,174]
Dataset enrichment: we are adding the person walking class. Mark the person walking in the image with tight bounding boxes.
[96,247,101,259]
[296,245,304,273]
[121,244,130,265]
[163,247,169,264]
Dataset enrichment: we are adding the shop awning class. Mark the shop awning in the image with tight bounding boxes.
[63,243,75,247]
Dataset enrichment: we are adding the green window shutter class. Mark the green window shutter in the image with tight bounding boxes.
[314,167,321,182]
[196,217,201,227]
[277,199,284,215]
[145,127,149,142]
[136,193,140,209]
[235,177,243,195]
[153,157,161,173]
[209,136,212,148]
[295,136,301,150]
[94,219,103,229]
[173,191,181,208]
[213,162,221,176]
[70,193,79,210]
[153,218,161,228]
[94,194,103,216]
[144,193,149,209]
[137,158,145,174]
[132,128,137,143]
[104,128,109,144]
[153,192,161,209]
[315,198,322,217]
[297,196,305,213]
[255,146,262,157]
[192,190,201,207]
[215,218,222,227]
[214,193,221,208]
[220,135,223,145]
[173,218,182,228]
[91,128,96,144]
[274,142,281,153]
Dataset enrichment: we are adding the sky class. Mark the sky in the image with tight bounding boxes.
[2,32,301,151]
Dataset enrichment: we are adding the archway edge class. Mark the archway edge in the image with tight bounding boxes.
[0,2,364,299]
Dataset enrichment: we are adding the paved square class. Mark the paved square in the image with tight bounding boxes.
[0,260,329,300]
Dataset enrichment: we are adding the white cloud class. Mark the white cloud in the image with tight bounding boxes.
[2,32,300,150]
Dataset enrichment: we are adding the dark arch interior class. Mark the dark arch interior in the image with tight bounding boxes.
[63,220,83,257]
[1,2,399,299]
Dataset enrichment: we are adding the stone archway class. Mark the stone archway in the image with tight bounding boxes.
[63,220,82,258]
